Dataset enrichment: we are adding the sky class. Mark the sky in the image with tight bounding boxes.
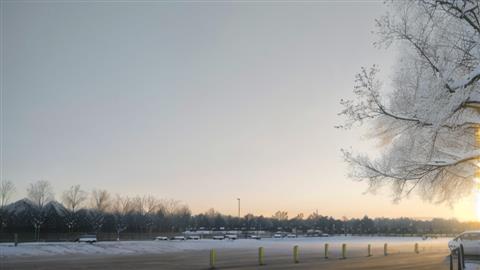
[2,0,478,221]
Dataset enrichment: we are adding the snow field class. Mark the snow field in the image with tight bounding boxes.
[0,236,450,258]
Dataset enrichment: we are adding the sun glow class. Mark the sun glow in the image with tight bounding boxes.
[468,177,480,220]
[475,191,480,220]
[474,128,480,220]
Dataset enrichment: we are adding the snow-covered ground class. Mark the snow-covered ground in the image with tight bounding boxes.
[466,263,480,270]
[0,236,450,258]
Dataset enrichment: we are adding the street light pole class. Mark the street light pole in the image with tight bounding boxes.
[237,198,241,218]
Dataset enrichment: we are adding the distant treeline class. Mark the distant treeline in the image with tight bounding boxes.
[1,181,479,239]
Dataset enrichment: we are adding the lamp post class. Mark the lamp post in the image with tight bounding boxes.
[237,198,241,218]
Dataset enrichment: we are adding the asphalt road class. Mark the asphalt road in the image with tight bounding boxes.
[1,250,452,270]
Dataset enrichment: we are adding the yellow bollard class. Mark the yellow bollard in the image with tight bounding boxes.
[210,249,216,269]
[367,244,372,257]
[342,243,347,259]
[258,247,265,266]
[414,243,419,254]
[384,243,388,256]
[324,243,329,259]
[293,245,299,263]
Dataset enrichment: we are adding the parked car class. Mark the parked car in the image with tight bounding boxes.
[172,236,186,240]
[273,233,283,238]
[248,235,261,240]
[225,234,237,240]
[188,235,200,240]
[286,234,297,238]
[448,231,480,255]
[75,234,97,244]
[154,236,169,241]
[213,235,225,240]
[320,233,329,237]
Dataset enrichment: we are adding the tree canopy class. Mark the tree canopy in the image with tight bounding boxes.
[339,0,480,204]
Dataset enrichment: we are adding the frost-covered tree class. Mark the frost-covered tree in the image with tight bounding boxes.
[90,189,111,212]
[62,185,87,213]
[169,204,191,232]
[0,180,14,208]
[26,180,54,240]
[272,211,288,221]
[339,0,480,204]
[27,180,54,208]
[112,195,132,240]
[0,180,14,231]
[131,195,159,233]
[62,185,87,232]
[87,189,111,233]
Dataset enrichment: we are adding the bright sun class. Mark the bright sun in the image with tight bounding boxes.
[474,177,480,220]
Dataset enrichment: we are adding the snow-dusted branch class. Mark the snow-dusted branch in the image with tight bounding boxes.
[448,65,480,90]
[376,1,480,94]
[338,66,478,131]
[343,146,477,203]
[424,149,480,166]
[433,0,480,35]
[340,0,480,203]
[338,66,427,129]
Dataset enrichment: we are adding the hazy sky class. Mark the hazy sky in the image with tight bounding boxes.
[2,1,477,220]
